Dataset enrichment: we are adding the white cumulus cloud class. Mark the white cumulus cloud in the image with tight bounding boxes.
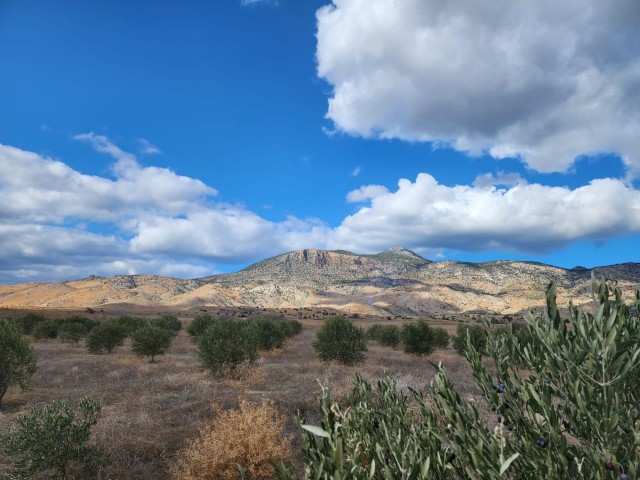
[334,174,640,253]
[316,0,640,176]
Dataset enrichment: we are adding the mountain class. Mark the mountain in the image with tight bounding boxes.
[0,248,638,317]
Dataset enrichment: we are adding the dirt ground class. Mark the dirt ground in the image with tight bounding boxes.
[0,309,485,479]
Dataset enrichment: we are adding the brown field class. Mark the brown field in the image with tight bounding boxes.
[0,308,484,479]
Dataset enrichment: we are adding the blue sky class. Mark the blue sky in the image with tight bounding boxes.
[0,0,639,283]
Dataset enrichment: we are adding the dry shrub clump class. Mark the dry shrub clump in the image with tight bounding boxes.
[171,398,292,480]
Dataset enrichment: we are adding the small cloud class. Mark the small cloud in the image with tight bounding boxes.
[350,166,362,177]
[241,0,279,6]
[139,138,162,155]
[346,184,389,203]
[40,124,50,132]
[473,171,527,189]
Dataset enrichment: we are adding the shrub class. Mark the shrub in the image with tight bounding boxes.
[249,317,288,350]
[58,322,89,346]
[171,399,292,480]
[32,319,61,340]
[107,316,148,336]
[401,320,436,355]
[187,313,215,339]
[452,324,486,356]
[366,324,384,341]
[312,316,367,365]
[13,313,47,335]
[0,320,37,408]
[196,319,259,375]
[1,397,107,479]
[278,319,303,338]
[64,316,99,332]
[130,326,172,362]
[279,277,640,479]
[150,314,182,337]
[86,322,127,354]
[432,327,450,348]
[378,325,401,349]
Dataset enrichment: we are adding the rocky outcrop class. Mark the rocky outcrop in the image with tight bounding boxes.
[0,248,638,316]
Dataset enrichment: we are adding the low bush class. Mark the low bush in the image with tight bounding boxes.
[13,313,47,336]
[432,327,450,348]
[249,316,288,350]
[64,315,99,332]
[366,324,384,341]
[107,316,148,336]
[196,319,259,375]
[1,397,107,479]
[312,316,367,365]
[150,314,182,337]
[378,325,401,349]
[452,324,486,356]
[187,313,215,339]
[86,322,127,354]
[401,320,436,355]
[130,326,172,362]
[0,320,37,409]
[58,322,89,346]
[32,319,60,340]
[171,399,292,480]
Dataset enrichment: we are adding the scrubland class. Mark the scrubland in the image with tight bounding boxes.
[0,312,478,479]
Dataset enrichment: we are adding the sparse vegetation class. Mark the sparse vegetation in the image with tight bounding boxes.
[130,326,173,362]
[86,322,127,354]
[0,320,37,409]
[171,399,292,480]
[400,319,436,355]
[452,324,486,356]
[196,318,259,375]
[312,316,367,365]
[2,397,106,479]
[150,314,182,337]
[281,277,640,479]
[187,313,215,339]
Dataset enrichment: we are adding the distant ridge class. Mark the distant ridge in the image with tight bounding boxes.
[0,248,638,316]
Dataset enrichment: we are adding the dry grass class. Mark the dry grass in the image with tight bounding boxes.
[0,314,484,479]
[170,399,292,480]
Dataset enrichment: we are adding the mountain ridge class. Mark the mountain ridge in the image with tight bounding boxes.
[1,248,638,316]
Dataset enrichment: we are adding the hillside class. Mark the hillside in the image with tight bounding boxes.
[0,248,638,317]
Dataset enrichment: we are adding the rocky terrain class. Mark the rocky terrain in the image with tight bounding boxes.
[0,247,638,317]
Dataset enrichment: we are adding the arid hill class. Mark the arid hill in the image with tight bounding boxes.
[1,247,638,316]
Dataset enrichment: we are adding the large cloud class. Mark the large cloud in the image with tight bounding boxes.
[0,138,329,282]
[337,174,640,253]
[316,0,640,175]
[2,138,640,283]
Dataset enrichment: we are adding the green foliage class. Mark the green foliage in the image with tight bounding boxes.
[2,397,107,479]
[130,326,172,362]
[432,327,450,349]
[64,316,99,332]
[378,325,401,349]
[247,316,289,350]
[279,277,640,479]
[453,324,486,356]
[0,321,37,408]
[401,320,436,355]
[312,316,367,365]
[85,322,127,354]
[196,319,259,375]
[279,319,303,337]
[13,313,47,336]
[107,315,148,336]
[187,313,216,339]
[150,314,182,337]
[58,322,89,346]
[366,324,383,341]
[32,319,61,340]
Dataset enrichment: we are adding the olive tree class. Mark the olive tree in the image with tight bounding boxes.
[0,320,37,409]
[278,277,640,479]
